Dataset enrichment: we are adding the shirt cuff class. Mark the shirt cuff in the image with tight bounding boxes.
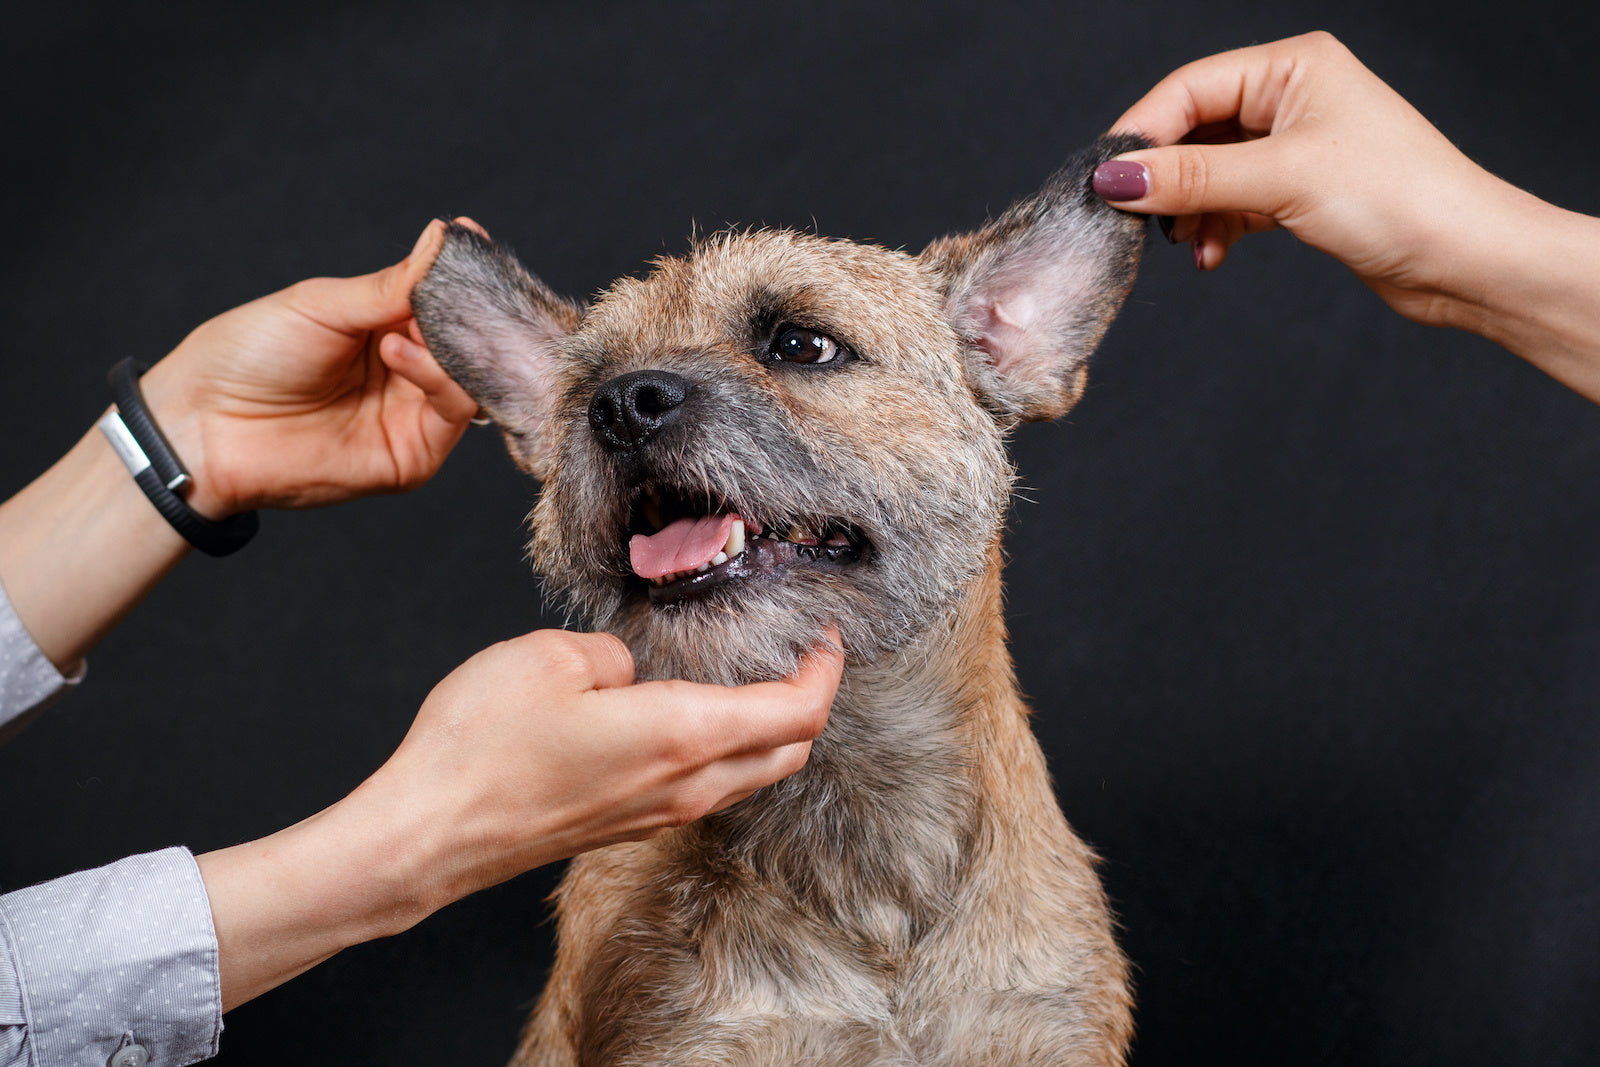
[0,577,84,736]
[0,848,223,1067]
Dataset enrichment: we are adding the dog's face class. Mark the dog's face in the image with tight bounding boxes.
[413,137,1145,685]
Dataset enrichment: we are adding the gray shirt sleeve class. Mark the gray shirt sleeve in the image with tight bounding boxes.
[0,580,82,737]
[0,586,225,1064]
[0,849,224,1067]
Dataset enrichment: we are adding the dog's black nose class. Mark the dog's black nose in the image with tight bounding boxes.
[588,370,690,453]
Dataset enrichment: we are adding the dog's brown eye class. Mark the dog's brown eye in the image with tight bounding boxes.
[770,326,843,365]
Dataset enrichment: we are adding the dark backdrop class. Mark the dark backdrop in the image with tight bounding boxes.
[4,2,1599,1064]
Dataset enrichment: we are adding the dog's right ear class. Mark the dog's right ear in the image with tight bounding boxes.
[411,221,584,479]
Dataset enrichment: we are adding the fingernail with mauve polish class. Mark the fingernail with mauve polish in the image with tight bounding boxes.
[1092,160,1149,201]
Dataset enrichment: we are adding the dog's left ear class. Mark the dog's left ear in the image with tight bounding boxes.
[920,135,1148,422]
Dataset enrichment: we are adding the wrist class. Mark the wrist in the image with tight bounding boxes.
[320,775,461,937]
[134,358,235,520]
[347,757,550,918]
[0,420,190,669]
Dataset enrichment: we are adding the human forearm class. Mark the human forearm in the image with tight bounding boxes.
[1447,192,1600,403]
[0,416,191,672]
[194,630,843,1013]
[0,223,475,672]
[195,783,444,1012]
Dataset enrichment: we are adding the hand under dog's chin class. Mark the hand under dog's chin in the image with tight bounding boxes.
[581,576,885,687]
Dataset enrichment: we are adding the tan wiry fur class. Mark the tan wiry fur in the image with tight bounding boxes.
[411,135,1147,1066]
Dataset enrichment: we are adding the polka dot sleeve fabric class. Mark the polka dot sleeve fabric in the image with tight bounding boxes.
[0,939,24,1065]
[0,579,83,736]
[0,849,224,1066]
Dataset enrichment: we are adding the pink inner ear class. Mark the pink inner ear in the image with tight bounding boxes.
[972,294,1041,374]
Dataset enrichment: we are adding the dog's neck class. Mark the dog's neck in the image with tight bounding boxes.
[682,545,1032,942]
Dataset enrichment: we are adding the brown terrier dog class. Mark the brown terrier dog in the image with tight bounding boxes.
[412,134,1146,1067]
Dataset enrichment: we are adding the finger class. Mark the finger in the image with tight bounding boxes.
[1190,210,1279,270]
[705,633,844,753]
[629,631,844,762]
[702,740,816,813]
[571,631,637,690]
[1165,212,1279,245]
[288,220,448,335]
[795,625,844,671]
[1192,213,1234,271]
[1184,117,1263,146]
[775,625,845,711]
[1109,35,1318,146]
[504,628,636,692]
[1238,211,1279,234]
[379,328,479,425]
[1093,137,1304,223]
[1166,214,1199,245]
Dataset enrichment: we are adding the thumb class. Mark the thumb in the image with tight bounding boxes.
[572,631,637,691]
[287,220,448,334]
[1093,140,1299,223]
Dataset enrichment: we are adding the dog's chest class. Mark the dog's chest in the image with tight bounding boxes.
[560,858,924,1062]
[562,847,1113,1067]
[528,648,1128,1067]
[554,698,969,1045]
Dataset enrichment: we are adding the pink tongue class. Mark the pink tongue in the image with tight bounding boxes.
[629,514,736,580]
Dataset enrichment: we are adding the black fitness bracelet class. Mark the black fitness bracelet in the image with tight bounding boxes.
[98,358,259,557]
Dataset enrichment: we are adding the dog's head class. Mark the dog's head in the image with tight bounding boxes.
[413,137,1145,685]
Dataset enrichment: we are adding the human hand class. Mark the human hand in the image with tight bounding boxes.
[362,626,845,904]
[136,220,478,517]
[195,628,843,1010]
[1091,32,1543,328]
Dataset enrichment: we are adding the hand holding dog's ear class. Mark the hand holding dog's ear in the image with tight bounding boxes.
[135,220,480,517]
[1097,31,1600,403]
[1096,32,1488,294]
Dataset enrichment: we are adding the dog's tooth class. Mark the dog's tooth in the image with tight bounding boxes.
[725,518,745,558]
[696,562,711,574]
[712,551,728,566]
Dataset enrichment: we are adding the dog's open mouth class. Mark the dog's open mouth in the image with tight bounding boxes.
[626,487,869,605]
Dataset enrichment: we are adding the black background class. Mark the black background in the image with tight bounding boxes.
[4,2,1599,1064]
